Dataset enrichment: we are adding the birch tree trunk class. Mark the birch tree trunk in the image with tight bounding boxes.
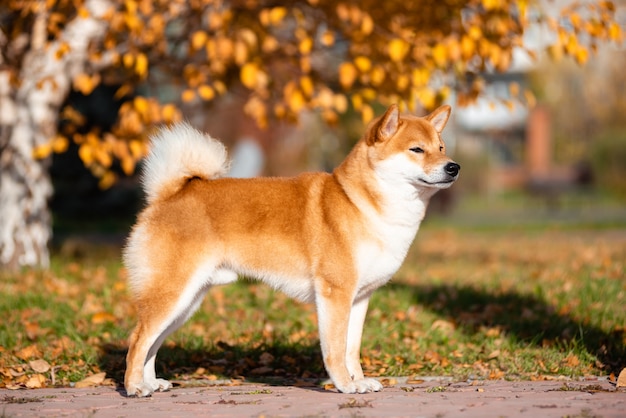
[0,0,110,271]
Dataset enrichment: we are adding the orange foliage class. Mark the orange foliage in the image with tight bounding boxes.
[3,0,622,184]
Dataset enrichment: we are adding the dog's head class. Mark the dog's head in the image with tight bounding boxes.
[365,104,460,190]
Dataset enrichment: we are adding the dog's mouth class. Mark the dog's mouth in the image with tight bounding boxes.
[417,177,457,186]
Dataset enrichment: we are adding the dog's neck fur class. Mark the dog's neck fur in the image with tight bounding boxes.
[334,137,435,228]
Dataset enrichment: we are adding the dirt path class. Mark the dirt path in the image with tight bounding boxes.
[1,378,624,417]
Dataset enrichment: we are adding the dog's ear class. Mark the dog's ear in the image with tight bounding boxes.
[369,104,399,145]
[425,105,451,134]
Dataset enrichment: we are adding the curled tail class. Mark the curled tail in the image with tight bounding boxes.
[142,122,229,204]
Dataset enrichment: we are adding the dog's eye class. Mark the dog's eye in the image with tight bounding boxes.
[410,147,424,154]
[439,146,443,152]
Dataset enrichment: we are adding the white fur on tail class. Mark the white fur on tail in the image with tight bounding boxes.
[142,123,230,204]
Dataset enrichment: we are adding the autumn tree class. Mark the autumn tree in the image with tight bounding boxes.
[0,0,621,270]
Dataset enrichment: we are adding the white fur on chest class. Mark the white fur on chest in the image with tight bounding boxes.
[353,204,426,299]
[352,167,430,299]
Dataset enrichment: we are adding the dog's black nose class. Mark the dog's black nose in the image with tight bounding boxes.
[445,162,460,177]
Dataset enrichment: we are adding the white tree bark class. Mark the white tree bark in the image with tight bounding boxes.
[0,0,111,270]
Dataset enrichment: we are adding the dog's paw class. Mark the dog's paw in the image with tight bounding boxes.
[148,378,172,392]
[125,379,171,397]
[336,378,383,394]
[125,382,155,398]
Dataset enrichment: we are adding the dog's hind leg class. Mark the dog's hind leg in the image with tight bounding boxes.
[125,284,208,397]
[124,264,225,397]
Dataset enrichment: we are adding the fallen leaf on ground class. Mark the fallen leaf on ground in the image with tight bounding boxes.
[74,372,106,388]
[617,368,626,388]
[29,359,51,373]
[91,312,116,324]
[15,345,41,361]
[25,374,46,388]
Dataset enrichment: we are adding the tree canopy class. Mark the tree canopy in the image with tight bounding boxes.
[2,0,622,186]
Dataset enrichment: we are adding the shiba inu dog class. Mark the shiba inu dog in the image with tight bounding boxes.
[123,104,460,397]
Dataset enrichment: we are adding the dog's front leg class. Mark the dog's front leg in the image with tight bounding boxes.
[345,295,372,381]
[315,285,382,393]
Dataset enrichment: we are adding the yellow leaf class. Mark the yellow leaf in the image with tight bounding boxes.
[300,56,311,73]
[73,73,98,95]
[431,44,447,67]
[269,7,287,25]
[91,312,116,324]
[321,31,335,47]
[123,53,134,68]
[129,139,145,159]
[351,93,363,110]
[121,156,135,176]
[25,374,46,389]
[388,39,410,62]
[191,30,207,50]
[481,0,502,11]
[354,56,371,73]
[396,74,409,91]
[461,35,475,59]
[32,143,53,159]
[299,37,313,55]
[287,89,305,113]
[300,76,314,97]
[74,372,107,388]
[77,6,89,19]
[262,35,279,53]
[52,135,69,153]
[240,62,260,89]
[617,368,626,388]
[135,53,148,78]
[213,80,227,95]
[416,87,436,110]
[338,62,357,89]
[78,143,94,165]
[198,85,215,101]
[412,68,429,87]
[524,89,536,108]
[316,88,334,108]
[234,41,248,65]
[609,22,621,41]
[95,146,113,168]
[361,14,374,35]
[575,47,589,65]
[161,104,179,123]
[333,94,348,113]
[370,65,385,86]
[468,26,482,41]
[361,105,374,124]
[133,96,149,119]
[16,344,41,361]
[98,171,116,189]
[181,89,196,103]
[55,42,71,60]
[569,13,582,31]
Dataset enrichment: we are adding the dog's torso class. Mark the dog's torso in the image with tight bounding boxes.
[132,149,425,304]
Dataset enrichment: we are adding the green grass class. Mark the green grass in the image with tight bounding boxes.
[1,219,625,389]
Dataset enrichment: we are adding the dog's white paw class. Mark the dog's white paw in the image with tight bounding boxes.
[126,378,171,397]
[150,378,172,392]
[336,378,383,394]
[125,382,155,398]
